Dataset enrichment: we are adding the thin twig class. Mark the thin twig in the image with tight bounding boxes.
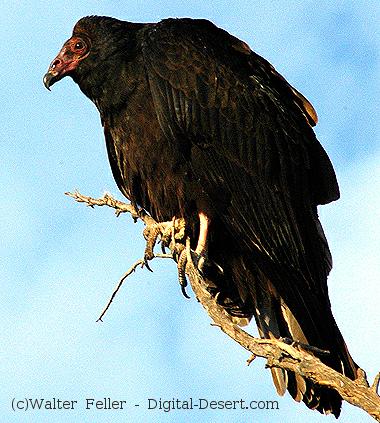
[247,354,257,366]
[96,253,173,322]
[96,258,144,322]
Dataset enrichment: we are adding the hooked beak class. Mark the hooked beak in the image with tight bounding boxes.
[43,44,78,90]
[43,71,59,91]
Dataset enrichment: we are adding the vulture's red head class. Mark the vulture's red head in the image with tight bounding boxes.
[43,16,139,92]
[43,18,97,90]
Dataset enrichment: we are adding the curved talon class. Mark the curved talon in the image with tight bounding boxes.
[143,256,154,272]
[181,285,190,299]
[177,248,190,298]
[159,231,172,254]
[143,222,170,270]
[143,226,160,259]
[141,217,188,277]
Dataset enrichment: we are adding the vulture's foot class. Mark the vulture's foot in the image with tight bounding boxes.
[176,237,208,299]
[142,217,186,271]
[176,239,223,299]
[176,212,211,296]
[175,210,211,298]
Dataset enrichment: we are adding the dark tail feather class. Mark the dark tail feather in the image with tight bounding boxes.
[204,245,358,418]
[248,273,358,418]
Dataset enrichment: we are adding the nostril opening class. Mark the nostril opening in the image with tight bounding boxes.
[51,59,61,70]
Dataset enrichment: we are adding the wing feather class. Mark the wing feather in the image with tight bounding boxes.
[141,18,338,317]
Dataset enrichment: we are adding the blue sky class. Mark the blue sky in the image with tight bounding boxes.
[1,1,379,422]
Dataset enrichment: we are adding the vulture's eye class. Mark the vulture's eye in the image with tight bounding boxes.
[73,40,85,51]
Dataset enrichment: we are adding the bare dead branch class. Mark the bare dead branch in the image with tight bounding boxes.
[65,190,156,225]
[185,252,380,421]
[67,190,380,421]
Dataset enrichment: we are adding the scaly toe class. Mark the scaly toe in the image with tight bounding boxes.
[159,224,174,253]
[143,224,161,261]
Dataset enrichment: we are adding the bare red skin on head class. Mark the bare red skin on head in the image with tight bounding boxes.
[46,36,90,81]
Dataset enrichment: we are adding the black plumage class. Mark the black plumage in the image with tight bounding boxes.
[44,16,358,417]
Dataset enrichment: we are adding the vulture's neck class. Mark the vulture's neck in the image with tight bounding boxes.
[73,24,147,116]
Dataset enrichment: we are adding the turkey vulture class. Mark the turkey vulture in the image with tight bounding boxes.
[44,16,358,417]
